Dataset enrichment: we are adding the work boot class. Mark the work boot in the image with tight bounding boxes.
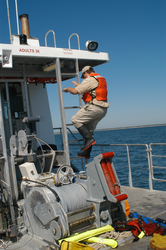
[77,125,96,151]
[78,146,92,159]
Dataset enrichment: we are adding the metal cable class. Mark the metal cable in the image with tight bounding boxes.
[53,183,87,213]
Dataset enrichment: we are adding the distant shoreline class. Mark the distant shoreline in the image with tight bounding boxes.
[54,123,166,134]
[96,123,166,131]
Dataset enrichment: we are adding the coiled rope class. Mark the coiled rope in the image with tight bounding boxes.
[88,230,133,250]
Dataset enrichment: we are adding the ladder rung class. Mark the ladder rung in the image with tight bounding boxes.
[68,139,83,143]
[70,156,84,160]
[66,123,74,126]
[61,73,78,76]
[64,106,81,109]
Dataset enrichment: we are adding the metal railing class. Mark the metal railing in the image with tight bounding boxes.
[94,143,166,191]
[68,142,166,191]
[93,143,152,189]
[54,127,166,191]
[149,143,166,184]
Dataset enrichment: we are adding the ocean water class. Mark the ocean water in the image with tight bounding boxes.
[54,125,166,191]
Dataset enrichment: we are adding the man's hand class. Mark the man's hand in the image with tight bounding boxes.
[63,88,68,92]
[63,87,78,95]
[72,81,79,86]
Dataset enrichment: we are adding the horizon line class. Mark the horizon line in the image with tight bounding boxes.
[54,123,166,134]
[96,123,166,131]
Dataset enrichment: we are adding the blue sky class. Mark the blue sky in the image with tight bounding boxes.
[0,0,166,130]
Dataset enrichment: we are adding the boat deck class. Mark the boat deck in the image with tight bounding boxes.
[117,186,166,249]
[1,186,166,250]
[123,186,166,219]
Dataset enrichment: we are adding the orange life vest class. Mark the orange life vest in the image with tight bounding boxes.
[82,73,107,102]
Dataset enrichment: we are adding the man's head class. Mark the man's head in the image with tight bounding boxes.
[81,65,95,78]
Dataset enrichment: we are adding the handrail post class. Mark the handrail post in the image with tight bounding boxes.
[147,145,153,190]
[126,145,133,188]
[101,145,104,153]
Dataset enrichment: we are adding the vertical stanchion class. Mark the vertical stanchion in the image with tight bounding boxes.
[147,145,153,191]
[126,145,133,188]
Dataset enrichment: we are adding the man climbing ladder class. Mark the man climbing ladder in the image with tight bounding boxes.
[63,65,109,159]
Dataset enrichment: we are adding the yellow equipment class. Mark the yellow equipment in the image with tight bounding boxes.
[150,233,166,250]
[60,240,94,250]
[59,224,114,244]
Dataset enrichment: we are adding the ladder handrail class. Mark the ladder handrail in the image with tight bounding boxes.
[45,30,56,47]
[68,33,80,50]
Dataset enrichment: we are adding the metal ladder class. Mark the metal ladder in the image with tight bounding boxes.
[45,32,87,168]
[45,32,85,167]
[55,58,83,166]
[62,58,82,126]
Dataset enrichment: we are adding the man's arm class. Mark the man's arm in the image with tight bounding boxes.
[63,87,78,95]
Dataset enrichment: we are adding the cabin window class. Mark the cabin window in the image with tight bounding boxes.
[9,84,24,118]
[2,83,27,135]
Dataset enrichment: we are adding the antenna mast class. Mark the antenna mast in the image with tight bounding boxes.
[15,0,20,35]
[6,0,12,43]
[6,0,20,44]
